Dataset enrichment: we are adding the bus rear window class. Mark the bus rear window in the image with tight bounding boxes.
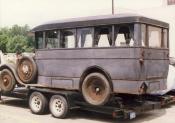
[148,26,162,48]
[163,29,168,48]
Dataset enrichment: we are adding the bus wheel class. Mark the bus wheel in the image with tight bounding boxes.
[29,92,48,114]
[49,95,69,119]
[0,69,16,93]
[82,72,111,106]
[17,56,37,84]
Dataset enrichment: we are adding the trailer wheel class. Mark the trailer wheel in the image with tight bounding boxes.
[17,56,37,84]
[29,92,48,114]
[82,72,111,106]
[49,95,69,119]
[0,69,16,93]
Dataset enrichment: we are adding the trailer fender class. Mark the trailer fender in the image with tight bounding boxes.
[0,64,25,86]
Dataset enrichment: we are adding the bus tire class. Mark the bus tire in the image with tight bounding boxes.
[82,72,111,106]
[29,92,48,114]
[49,95,69,119]
[17,56,37,84]
[0,69,16,93]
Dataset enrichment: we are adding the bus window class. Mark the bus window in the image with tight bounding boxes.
[148,26,161,48]
[35,32,44,49]
[141,24,147,47]
[94,26,112,47]
[163,29,168,48]
[45,30,59,49]
[115,25,134,46]
[77,28,93,48]
[61,29,76,48]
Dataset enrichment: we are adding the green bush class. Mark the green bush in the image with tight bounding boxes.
[0,25,34,53]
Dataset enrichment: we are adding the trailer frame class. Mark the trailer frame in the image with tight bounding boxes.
[1,86,175,120]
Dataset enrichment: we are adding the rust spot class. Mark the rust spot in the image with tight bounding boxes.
[139,49,145,65]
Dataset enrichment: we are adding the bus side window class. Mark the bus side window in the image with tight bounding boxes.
[115,25,134,46]
[35,32,44,49]
[77,28,93,48]
[94,26,112,47]
[45,30,59,49]
[61,29,76,48]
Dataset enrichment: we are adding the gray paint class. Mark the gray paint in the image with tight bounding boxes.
[35,47,169,94]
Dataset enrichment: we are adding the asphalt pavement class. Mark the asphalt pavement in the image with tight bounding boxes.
[0,97,175,123]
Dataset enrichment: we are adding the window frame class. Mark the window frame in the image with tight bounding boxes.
[76,27,94,48]
[35,31,45,49]
[114,24,135,47]
[45,30,59,49]
[34,23,169,50]
[60,29,77,48]
[94,25,113,47]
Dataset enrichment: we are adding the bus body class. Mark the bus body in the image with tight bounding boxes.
[31,14,169,103]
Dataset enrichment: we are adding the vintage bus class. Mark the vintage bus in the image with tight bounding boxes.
[0,14,169,106]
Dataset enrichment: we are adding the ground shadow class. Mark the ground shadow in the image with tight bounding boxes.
[0,96,28,109]
[68,108,166,123]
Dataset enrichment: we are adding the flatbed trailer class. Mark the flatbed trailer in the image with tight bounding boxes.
[0,87,175,120]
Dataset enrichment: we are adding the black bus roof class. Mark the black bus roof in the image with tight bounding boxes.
[32,13,169,32]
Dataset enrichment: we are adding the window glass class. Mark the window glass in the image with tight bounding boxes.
[77,28,93,48]
[94,26,112,47]
[35,32,44,49]
[141,24,146,47]
[115,25,134,46]
[148,26,161,48]
[45,30,59,49]
[163,29,168,48]
[61,29,76,48]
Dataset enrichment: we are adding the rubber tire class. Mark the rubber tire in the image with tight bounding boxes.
[0,69,16,93]
[29,92,48,114]
[16,56,37,84]
[49,95,69,119]
[82,72,111,106]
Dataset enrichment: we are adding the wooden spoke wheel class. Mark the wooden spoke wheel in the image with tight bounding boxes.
[17,56,37,84]
[0,69,16,93]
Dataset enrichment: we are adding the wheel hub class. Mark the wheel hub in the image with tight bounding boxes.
[18,61,33,81]
[53,99,64,113]
[2,75,11,87]
[22,64,29,74]
[32,96,42,111]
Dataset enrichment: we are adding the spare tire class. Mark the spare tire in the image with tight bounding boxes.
[16,56,37,84]
[0,69,16,93]
[82,72,111,106]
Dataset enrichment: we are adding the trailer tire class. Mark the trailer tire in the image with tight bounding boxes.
[17,56,37,84]
[82,72,111,106]
[49,95,69,119]
[29,92,48,114]
[0,69,16,93]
